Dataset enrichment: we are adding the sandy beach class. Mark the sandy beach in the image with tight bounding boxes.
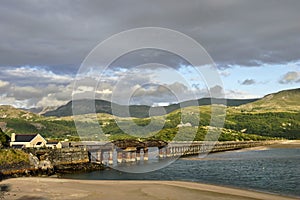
[268,140,300,149]
[0,177,298,200]
[233,140,300,152]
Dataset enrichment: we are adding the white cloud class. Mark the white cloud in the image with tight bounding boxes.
[1,66,72,86]
[96,89,112,94]
[36,96,68,108]
[279,71,300,84]
[225,90,261,99]
[0,80,9,88]
[220,71,230,77]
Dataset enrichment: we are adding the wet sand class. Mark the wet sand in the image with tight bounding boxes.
[268,140,300,149]
[1,177,298,200]
[232,140,300,151]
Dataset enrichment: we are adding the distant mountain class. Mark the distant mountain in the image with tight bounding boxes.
[238,88,300,112]
[39,106,60,115]
[21,107,43,114]
[43,98,260,118]
[21,106,60,115]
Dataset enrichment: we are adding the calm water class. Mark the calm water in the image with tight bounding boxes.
[63,147,300,197]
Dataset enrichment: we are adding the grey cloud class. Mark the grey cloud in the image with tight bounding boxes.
[0,0,299,70]
[240,79,256,85]
[208,85,225,98]
[129,82,213,106]
[0,80,11,94]
[279,71,300,84]
[1,0,300,108]
[1,83,71,108]
[129,82,193,105]
[8,86,43,100]
[109,49,191,70]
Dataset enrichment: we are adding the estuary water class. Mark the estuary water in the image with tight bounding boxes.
[63,146,300,197]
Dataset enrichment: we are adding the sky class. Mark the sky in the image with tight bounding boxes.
[0,0,299,108]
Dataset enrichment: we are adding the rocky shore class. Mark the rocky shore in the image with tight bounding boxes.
[0,148,105,180]
[0,162,105,182]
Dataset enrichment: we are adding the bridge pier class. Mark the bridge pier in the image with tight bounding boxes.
[130,151,136,162]
[159,147,166,158]
[108,150,113,165]
[124,151,131,163]
[117,151,123,163]
[97,151,101,162]
[143,148,149,161]
[166,147,171,157]
[136,149,141,161]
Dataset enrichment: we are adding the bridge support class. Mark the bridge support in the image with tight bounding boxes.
[143,148,148,161]
[166,147,171,157]
[108,151,113,165]
[159,147,166,158]
[117,151,123,163]
[136,149,141,161]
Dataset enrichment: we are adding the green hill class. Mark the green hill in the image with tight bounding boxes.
[0,88,299,141]
[237,88,300,112]
[0,105,78,140]
[0,105,39,120]
[223,88,300,139]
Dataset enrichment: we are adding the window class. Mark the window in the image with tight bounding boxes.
[36,142,42,145]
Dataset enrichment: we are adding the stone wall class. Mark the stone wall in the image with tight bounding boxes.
[1,148,100,178]
[26,148,90,166]
[46,148,89,165]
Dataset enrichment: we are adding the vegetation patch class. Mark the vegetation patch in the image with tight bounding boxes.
[0,149,30,167]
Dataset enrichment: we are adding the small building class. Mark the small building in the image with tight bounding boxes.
[177,122,192,128]
[10,133,47,148]
[46,141,63,149]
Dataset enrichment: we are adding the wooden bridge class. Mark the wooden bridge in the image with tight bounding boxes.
[71,140,277,165]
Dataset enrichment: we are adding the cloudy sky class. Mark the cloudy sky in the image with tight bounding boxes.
[0,0,299,108]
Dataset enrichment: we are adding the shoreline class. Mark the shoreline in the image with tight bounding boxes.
[1,177,298,200]
[1,140,299,179]
[1,141,299,199]
[221,139,300,151]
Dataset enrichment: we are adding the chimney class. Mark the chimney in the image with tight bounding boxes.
[11,133,16,142]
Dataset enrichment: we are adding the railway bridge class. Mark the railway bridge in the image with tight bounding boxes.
[71,140,277,165]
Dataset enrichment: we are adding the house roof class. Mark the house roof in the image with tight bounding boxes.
[15,134,38,142]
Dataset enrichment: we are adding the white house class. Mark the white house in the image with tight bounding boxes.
[10,133,47,148]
